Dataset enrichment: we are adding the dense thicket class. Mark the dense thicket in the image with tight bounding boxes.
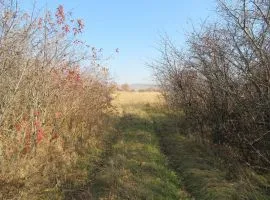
[152,0,270,171]
[0,1,113,198]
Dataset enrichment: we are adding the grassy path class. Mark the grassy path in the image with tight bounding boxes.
[63,91,190,199]
[64,94,191,199]
[64,92,270,199]
[88,104,191,199]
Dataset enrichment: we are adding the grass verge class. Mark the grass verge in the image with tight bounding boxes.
[147,106,270,200]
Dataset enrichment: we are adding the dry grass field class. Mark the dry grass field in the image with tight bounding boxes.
[113,91,162,105]
[112,91,163,116]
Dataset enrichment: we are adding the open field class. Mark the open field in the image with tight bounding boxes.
[113,91,162,106]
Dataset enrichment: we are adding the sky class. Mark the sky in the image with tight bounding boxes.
[23,0,217,84]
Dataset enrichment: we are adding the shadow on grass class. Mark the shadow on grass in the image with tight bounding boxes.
[145,106,270,200]
[64,112,190,200]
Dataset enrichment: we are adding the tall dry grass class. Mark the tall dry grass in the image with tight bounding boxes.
[0,1,113,199]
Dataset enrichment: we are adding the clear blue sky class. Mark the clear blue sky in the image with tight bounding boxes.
[23,0,217,84]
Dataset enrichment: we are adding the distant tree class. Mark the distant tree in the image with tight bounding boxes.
[121,83,130,91]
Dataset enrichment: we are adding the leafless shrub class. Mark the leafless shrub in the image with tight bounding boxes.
[152,0,270,171]
[0,1,113,199]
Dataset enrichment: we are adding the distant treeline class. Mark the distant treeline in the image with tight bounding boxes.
[152,0,270,171]
[117,83,160,92]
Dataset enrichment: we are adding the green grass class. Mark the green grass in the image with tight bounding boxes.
[89,105,191,199]
[64,101,191,199]
[147,105,270,200]
[64,91,270,199]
